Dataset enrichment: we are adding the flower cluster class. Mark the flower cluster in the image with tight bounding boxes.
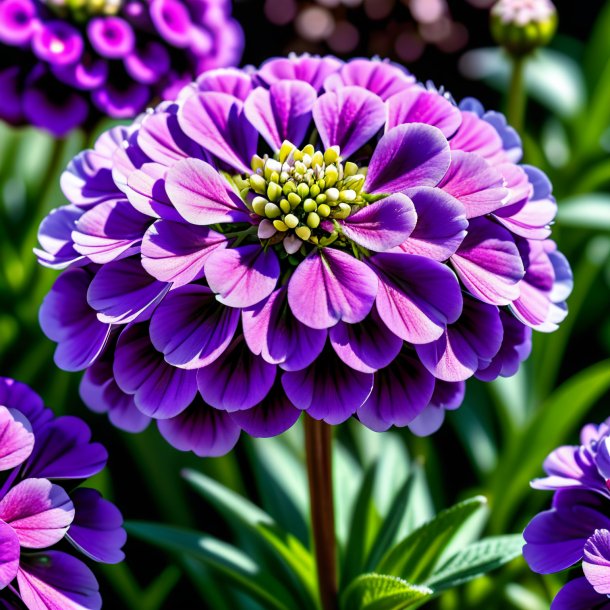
[0,0,243,135]
[36,55,571,457]
[0,377,125,610]
[524,420,610,609]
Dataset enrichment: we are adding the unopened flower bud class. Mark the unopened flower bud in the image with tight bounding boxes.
[267,182,283,202]
[295,226,311,241]
[317,204,331,218]
[307,212,321,228]
[249,174,266,194]
[265,202,281,218]
[252,196,268,216]
[273,219,289,232]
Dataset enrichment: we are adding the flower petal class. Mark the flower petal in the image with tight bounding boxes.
[165,157,250,225]
[178,91,257,174]
[196,338,276,412]
[288,248,377,329]
[257,55,343,92]
[0,520,19,589]
[282,349,373,424]
[206,244,280,308]
[449,110,506,164]
[125,162,183,221]
[114,324,198,418]
[408,380,465,437]
[551,577,610,610]
[583,530,610,595]
[157,399,241,457]
[0,479,74,549]
[244,80,317,151]
[334,194,416,252]
[0,406,34,472]
[313,86,386,158]
[35,205,85,270]
[371,252,462,344]
[0,379,51,431]
[66,488,125,564]
[141,220,228,287]
[149,285,239,369]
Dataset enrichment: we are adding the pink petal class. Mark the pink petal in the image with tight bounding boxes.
[0,406,34,472]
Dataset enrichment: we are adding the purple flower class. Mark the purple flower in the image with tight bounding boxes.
[37,55,571,456]
[0,0,243,136]
[524,419,610,609]
[0,377,125,610]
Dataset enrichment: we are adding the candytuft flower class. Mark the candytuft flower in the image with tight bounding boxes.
[0,377,125,610]
[36,55,572,457]
[524,419,610,609]
[0,0,243,135]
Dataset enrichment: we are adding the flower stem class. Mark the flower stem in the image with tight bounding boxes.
[305,415,338,610]
[507,55,526,133]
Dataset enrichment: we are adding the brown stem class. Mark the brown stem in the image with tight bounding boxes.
[305,415,338,610]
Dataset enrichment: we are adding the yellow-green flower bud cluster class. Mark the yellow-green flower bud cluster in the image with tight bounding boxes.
[45,0,122,20]
[245,141,367,246]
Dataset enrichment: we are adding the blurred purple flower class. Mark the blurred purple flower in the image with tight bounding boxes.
[524,420,610,609]
[36,55,571,456]
[0,0,243,135]
[0,377,125,610]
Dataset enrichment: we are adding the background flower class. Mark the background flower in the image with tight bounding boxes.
[0,377,125,610]
[35,55,571,458]
[0,0,243,135]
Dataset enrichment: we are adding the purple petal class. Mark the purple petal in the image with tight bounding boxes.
[141,220,228,287]
[257,56,343,92]
[230,383,301,437]
[60,149,118,208]
[197,68,253,100]
[0,379,51,431]
[0,520,19,589]
[157,399,240,457]
[125,162,183,221]
[583,530,610,594]
[178,92,257,174]
[66,488,125,564]
[371,251,462,344]
[358,351,435,431]
[398,187,467,261]
[288,248,377,329]
[87,257,170,324]
[449,111,506,165]
[329,307,402,373]
[72,198,150,264]
[313,86,385,158]
[551,577,610,610]
[23,416,107,480]
[205,244,280,308]
[39,268,111,372]
[416,297,503,382]
[18,551,101,610]
[149,285,239,369]
[439,151,509,218]
[386,88,462,138]
[282,349,373,424]
[408,380,465,436]
[451,217,525,305]
[196,338,276,412]
[165,158,250,225]
[244,80,317,151]
[0,406,34,472]
[242,286,327,371]
[323,59,415,100]
[0,479,74,549]
[35,205,85,269]
[335,194,416,252]
[364,124,450,195]
[114,324,198,418]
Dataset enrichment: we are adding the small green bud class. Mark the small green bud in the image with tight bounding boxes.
[326,187,340,202]
[324,165,339,187]
[317,204,331,218]
[309,184,321,198]
[316,194,327,205]
[251,155,265,171]
[279,198,291,213]
[283,181,297,195]
[284,214,299,229]
[279,140,295,163]
[267,182,283,202]
[302,144,315,157]
[295,226,312,241]
[297,183,310,199]
[340,189,357,202]
[279,172,289,183]
[293,150,303,161]
[273,219,289,232]
[287,192,301,207]
[324,146,340,165]
[311,151,324,167]
[265,202,282,218]
[249,174,267,194]
[252,196,268,216]
[334,203,352,219]
[269,171,280,184]
[307,212,321,228]
[303,198,317,213]
[344,161,358,177]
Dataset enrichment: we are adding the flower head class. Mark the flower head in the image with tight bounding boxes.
[36,55,571,457]
[524,419,610,609]
[0,377,125,610]
[0,0,243,135]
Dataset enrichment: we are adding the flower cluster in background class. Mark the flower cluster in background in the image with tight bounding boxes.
[34,55,571,458]
[524,420,610,609]
[261,0,492,61]
[0,377,125,610]
[0,0,243,135]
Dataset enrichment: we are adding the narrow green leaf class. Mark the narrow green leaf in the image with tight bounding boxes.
[126,521,294,610]
[426,535,524,591]
[376,497,487,583]
[341,574,433,610]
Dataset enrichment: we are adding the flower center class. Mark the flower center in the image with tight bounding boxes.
[242,141,367,246]
[42,0,122,21]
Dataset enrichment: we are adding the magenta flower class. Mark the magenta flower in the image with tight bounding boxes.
[0,377,125,610]
[36,55,571,457]
[524,420,610,609]
[0,0,243,135]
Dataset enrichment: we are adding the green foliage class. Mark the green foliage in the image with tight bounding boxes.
[341,575,433,610]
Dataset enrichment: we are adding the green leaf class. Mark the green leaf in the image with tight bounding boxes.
[341,574,433,610]
[126,521,294,610]
[583,0,610,88]
[376,497,487,582]
[558,194,610,230]
[426,535,524,591]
